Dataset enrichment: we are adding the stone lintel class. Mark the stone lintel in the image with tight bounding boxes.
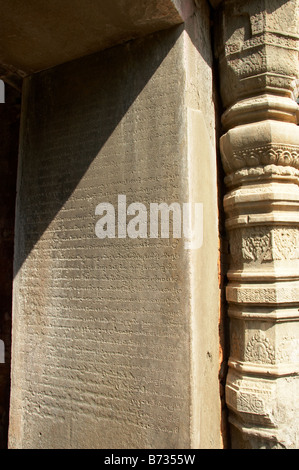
[0,0,186,82]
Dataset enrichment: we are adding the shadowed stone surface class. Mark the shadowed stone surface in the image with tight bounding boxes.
[0,0,184,84]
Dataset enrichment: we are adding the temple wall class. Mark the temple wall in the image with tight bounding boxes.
[9,8,222,450]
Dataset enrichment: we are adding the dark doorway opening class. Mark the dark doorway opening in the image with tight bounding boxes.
[0,82,21,448]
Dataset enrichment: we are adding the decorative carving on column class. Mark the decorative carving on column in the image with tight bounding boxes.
[215,0,299,448]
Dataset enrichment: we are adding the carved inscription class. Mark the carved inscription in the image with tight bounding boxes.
[12,31,192,448]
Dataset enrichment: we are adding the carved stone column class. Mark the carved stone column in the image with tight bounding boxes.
[215,0,299,448]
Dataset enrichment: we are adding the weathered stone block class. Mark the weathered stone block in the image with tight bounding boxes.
[9,16,221,449]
